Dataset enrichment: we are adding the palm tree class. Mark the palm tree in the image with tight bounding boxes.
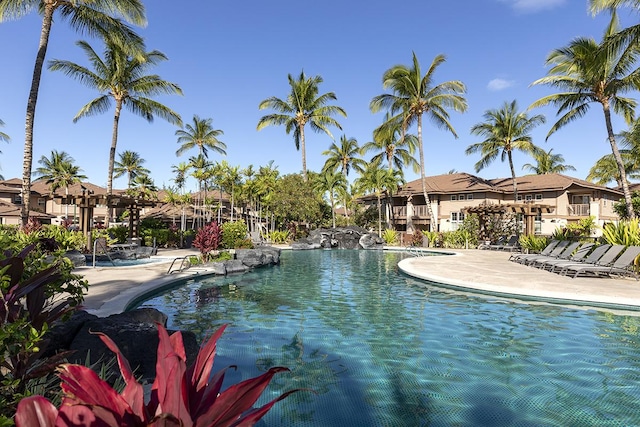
[49,39,183,226]
[0,0,146,226]
[370,52,467,231]
[127,174,157,200]
[171,162,191,243]
[257,70,347,181]
[189,154,211,228]
[33,150,87,220]
[322,135,366,222]
[587,152,640,186]
[114,150,150,187]
[220,162,242,221]
[589,1,640,52]
[355,164,404,237]
[522,148,576,175]
[175,115,226,158]
[466,100,545,201]
[530,18,640,218]
[361,113,420,174]
[312,169,347,228]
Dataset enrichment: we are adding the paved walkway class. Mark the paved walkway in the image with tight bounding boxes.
[398,248,640,313]
[76,247,640,317]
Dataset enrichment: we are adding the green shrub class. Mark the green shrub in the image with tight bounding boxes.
[519,235,549,253]
[109,225,129,244]
[602,220,640,246]
[220,221,249,249]
[382,229,398,245]
[421,230,440,247]
[210,251,233,262]
[267,230,290,244]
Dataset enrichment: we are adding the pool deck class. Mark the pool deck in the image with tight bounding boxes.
[76,246,640,317]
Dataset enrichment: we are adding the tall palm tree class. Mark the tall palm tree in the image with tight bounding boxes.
[49,39,183,226]
[127,174,157,200]
[322,135,366,222]
[220,162,242,221]
[33,150,87,220]
[370,52,467,230]
[114,150,150,187]
[189,154,211,228]
[257,70,347,181]
[589,1,640,52]
[312,169,347,228]
[466,100,545,201]
[522,148,576,175]
[0,0,146,226]
[171,162,191,242]
[530,18,640,218]
[175,115,226,158]
[355,164,404,237]
[361,113,420,174]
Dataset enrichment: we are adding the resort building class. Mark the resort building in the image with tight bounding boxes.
[366,172,623,237]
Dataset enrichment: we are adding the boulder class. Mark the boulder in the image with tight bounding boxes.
[64,250,87,267]
[292,227,384,250]
[224,259,249,274]
[235,247,281,268]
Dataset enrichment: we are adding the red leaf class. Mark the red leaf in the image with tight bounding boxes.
[228,389,306,427]
[192,365,236,419]
[95,331,147,422]
[170,331,187,362]
[151,324,192,427]
[197,366,290,427]
[58,364,137,425]
[186,325,227,409]
[56,401,116,427]
[15,395,57,427]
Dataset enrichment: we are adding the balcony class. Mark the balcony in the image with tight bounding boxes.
[568,204,590,216]
[392,205,430,219]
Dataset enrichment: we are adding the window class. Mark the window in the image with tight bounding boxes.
[535,194,542,200]
[450,211,465,230]
[458,194,465,200]
[516,195,523,201]
[525,195,533,201]
[37,198,45,207]
[467,194,473,200]
[451,195,457,201]
[13,195,22,204]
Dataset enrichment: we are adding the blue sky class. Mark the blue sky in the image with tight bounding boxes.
[0,0,636,192]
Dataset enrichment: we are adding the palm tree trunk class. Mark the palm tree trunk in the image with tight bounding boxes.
[65,186,69,220]
[603,105,634,219]
[330,193,336,228]
[377,194,382,237]
[508,151,518,203]
[300,124,307,181]
[106,100,123,228]
[21,5,56,226]
[417,115,437,231]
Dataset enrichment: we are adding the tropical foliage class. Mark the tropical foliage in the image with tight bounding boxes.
[193,221,222,260]
[175,115,226,158]
[15,323,302,427]
[220,220,250,249]
[521,148,576,175]
[258,71,347,181]
[601,220,640,246]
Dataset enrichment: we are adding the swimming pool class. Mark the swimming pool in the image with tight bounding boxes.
[133,250,640,426]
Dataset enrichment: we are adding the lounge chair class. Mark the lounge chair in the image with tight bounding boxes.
[536,243,594,271]
[547,244,611,274]
[484,236,506,250]
[514,240,569,265]
[561,245,640,279]
[526,241,582,268]
[491,235,520,252]
[509,240,559,263]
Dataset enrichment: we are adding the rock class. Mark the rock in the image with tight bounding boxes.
[224,260,249,274]
[235,247,281,268]
[45,308,199,383]
[292,227,384,250]
[208,261,227,275]
[42,310,98,358]
[64,250,86,267]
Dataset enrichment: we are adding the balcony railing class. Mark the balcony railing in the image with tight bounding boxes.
[392,205,429,218]
[568,204,590,216]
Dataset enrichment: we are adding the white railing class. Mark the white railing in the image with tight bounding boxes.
[568,204,590,216]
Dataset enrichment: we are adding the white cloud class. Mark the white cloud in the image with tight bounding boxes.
[499,0,566,13]
[487,78,516,91]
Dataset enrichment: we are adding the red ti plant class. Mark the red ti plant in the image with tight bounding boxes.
[193,221,223,261]
[15,323,304,426]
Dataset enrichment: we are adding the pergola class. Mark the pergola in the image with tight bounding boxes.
[464,202,554,240]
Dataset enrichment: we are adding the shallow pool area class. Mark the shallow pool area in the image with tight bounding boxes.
[133,249,640,426]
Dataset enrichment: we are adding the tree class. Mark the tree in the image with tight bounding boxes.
[313,169,347,228]
[589,1,640,52]
[127,173,157,200]
[220,161,242,221]
[361,113,420,174]
[175,115,226,158]
[355,164,404,237]
[530,17,640,218]
[0,0,146,226]
[257,71,347,181]
[113,150,150,187]
[270,173,327,229]
[322,135,366,223]
[49,38,182,226]
[370,52,467,231]
[466,100,545,201]
[33,150,87,220]
[522,148,576,175]
[587,152,640,185]
[189,154,212,228]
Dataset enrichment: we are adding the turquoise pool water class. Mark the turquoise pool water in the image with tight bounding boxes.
[133,250,640,426]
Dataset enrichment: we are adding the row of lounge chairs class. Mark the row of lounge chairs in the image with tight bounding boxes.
[479,235,521,252]
[508,240,640,279]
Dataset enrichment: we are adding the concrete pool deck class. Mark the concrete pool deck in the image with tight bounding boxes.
[76,246,640,317]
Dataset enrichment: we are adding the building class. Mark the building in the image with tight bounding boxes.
[367,172,623,237]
